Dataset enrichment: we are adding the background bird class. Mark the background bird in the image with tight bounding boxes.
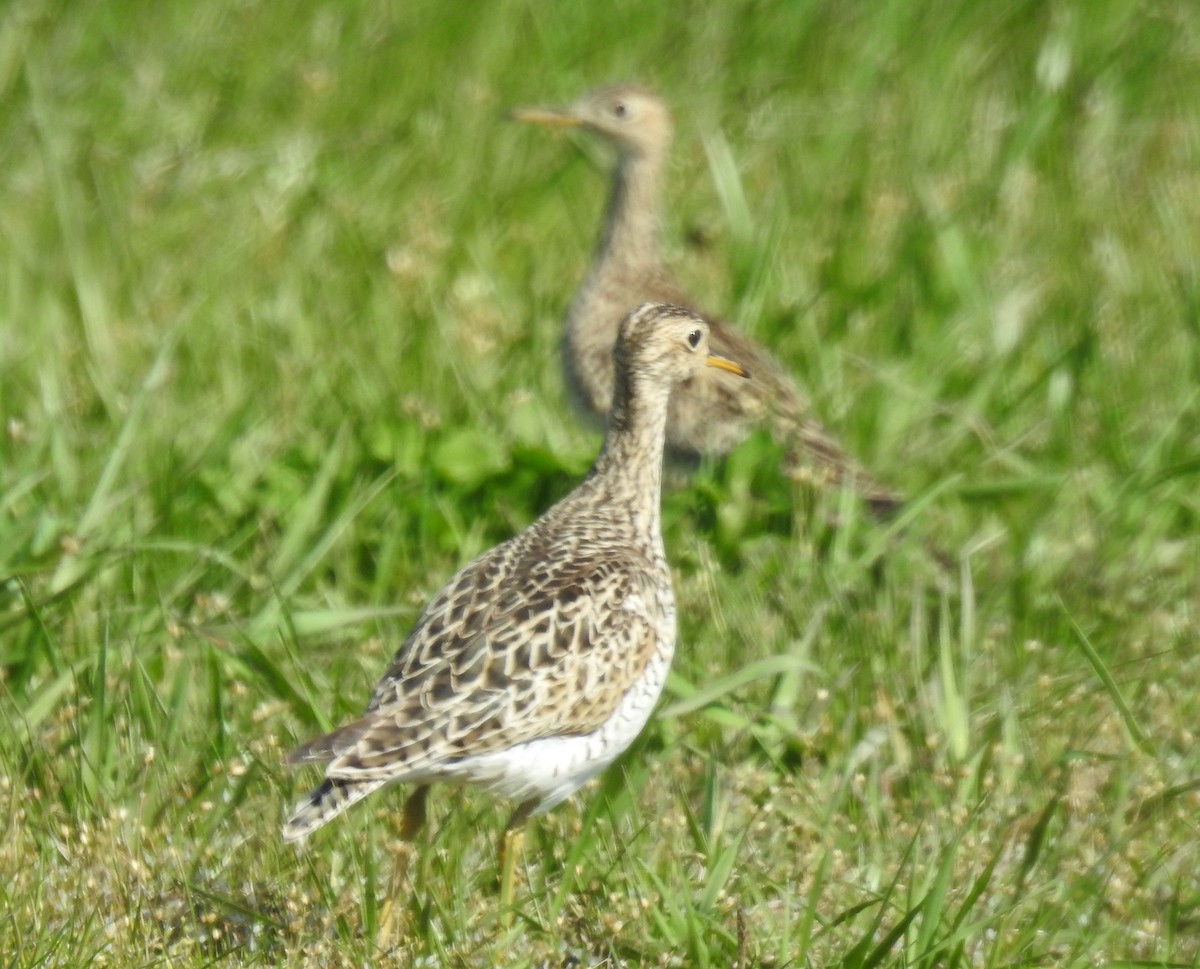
[514,85,904,516]
[283,302,748,912]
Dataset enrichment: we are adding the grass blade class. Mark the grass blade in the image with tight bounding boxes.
[1059,598,1153,754]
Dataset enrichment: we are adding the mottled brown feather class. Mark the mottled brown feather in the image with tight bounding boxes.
[281,303,748,842]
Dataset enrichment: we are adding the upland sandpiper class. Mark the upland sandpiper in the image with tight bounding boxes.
[514,85,902,515]
[283,302,748,914]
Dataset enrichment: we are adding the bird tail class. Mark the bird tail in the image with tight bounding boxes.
[782,417,903,518]
[282,777,387,842]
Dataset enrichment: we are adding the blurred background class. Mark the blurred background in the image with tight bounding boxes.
[1,1,1198,965]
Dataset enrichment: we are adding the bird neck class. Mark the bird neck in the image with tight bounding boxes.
[598,151,666,271]
[588,370,669,538]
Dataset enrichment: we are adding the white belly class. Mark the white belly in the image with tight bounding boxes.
[440,648,672,814]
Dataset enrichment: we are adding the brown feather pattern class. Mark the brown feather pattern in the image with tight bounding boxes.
[281,303,748,842]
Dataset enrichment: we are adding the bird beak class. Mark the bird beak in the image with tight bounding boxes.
[705,354,749,379]
[509,106,582,129]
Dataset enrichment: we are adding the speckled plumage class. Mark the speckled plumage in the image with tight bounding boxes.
[282,302,748,844]
[514,85,902,514]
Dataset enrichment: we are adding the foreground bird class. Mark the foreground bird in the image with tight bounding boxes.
[282,302,748,910]
[513,85,902,515]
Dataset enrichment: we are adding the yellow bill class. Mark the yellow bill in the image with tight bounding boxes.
[706,354,749,379]
[509,107,582,128]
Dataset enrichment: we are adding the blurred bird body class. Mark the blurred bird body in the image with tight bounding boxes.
[515,85,902,514]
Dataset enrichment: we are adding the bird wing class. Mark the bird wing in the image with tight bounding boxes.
[705,315,901,508]
[288,537,669,782]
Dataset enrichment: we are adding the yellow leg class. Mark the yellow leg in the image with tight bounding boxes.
[499,826,525,923]
[376,786,429,945]
[498,799,537,925]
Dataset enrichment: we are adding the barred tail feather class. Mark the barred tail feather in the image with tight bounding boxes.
[282,777,387,842]
[781,416,904,519]
[285,716,376,766]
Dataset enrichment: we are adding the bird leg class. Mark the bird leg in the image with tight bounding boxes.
[376,785,430,945]
[498,798,537,923]
[400,784,429,840]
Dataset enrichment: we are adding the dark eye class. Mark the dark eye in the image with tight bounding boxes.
[686,329,702,349]
[612,101,629,119]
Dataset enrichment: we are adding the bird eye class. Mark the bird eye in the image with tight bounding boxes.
[686,329,702,349]
[612,101,629,119]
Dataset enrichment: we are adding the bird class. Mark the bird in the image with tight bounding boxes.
[512,85,903,516]
[282,302,749,914]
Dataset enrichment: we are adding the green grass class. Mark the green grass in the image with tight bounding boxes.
[2,0,1200,964]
